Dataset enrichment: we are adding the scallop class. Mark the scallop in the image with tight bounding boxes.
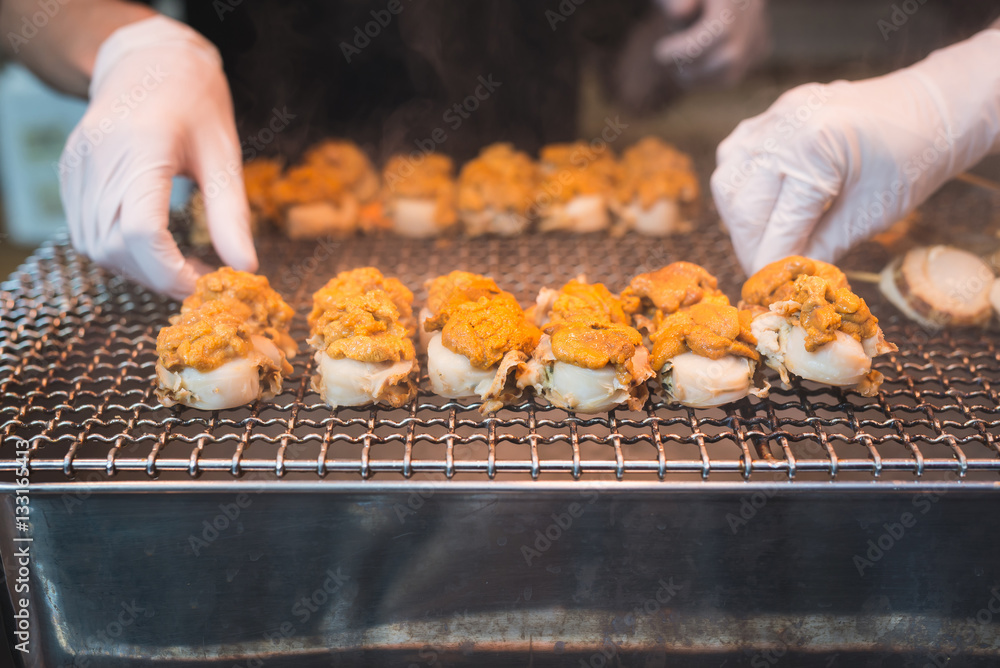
[540,195,610,233]
[622,197,686,236]
[751,312,871,387]
[662,352,754,408]
[284,199,359,239]
[541,361,630,414]
[392,197,441,237]
[879,245,995,329]
[313,352,416,408]
[460,208,530,236]
[426,333,496,399]
[156,336,282,410]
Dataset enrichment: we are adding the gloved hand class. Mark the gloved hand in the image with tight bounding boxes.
[59,15,257,300]
[712,29,1000,275]
[653,0,770,86]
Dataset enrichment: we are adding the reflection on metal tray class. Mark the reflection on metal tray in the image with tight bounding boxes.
[1,225,999,667]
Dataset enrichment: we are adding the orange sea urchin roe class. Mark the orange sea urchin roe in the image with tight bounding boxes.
[183,267,294,334]
[547,319,642,370]
[538,279,643,373]
[310,267,415,335]
[243,158,284,221]
[424,271,503,326]
[432,293,540,370]
[457,143,539,215]
[536,142,619,204]
[382,153,457,226]
[741,256,850,308]
[616,137,699,209]
[549,279,631,326]
[780,275,880,351]
[270,140,378,210]
[649,302,758,372]
[311,291,416,363]
[622,262,729,317]
[157,300,254,372]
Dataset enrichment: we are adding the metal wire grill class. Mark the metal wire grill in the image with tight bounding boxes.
[1,224,999,483]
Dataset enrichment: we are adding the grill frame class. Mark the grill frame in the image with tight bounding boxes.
[1,227,998,486]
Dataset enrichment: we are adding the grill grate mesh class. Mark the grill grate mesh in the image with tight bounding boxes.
[1,226,999,483]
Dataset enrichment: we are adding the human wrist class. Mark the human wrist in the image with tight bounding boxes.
[89,14,221,97]
[904,30,1000,163]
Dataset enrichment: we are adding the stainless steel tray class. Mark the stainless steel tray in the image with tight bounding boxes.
[2,211,1000,665]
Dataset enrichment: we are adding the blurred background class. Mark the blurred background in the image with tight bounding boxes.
[0,0,997,278]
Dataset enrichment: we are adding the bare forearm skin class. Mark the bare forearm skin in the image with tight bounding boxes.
[0,0,155,96]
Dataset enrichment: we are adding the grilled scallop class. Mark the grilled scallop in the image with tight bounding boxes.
[155,268,297,410]
[457,143,537,236]
[308,268,418,408]
[419,271,504,353]
[742,257,897,396]
[269,140,379,239]
[649,302,766,408]
[536,142,618,233]
[155,300,290,410]
[423,280,539,413]
[615,137,699,236]
[879,245,996,329]
[381,153,457,237]
[520,278,653,413]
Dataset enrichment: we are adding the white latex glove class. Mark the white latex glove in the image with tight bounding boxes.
[712,29,1000,275]
[59,15,257,300]
[653,0,770,86]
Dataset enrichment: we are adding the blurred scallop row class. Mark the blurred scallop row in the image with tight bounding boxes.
[187,137,700,241]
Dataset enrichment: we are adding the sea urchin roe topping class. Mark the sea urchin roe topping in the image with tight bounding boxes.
[243,158,284,221]
[549,279,630,325]
[622,262,729,317]
[310,267,415,334]
[183,267,294,333]
[301,140,379,202]
[157,300,254,372]
[457,143,539,214]
[546,318,643,369]
[437,294,540,370]
[780,275,880,352]
[425,271,503,321]
[310,291,415,364]
[616,137,699,209]
[270,140,378,209]
[741,255,850,308]
[650,302,758,372]
[382,153,457,226]
[537,142,619,203]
